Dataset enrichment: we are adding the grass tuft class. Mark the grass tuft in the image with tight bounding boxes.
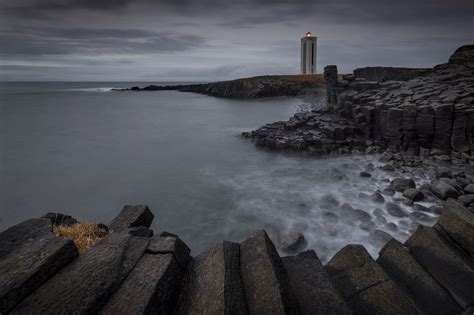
[53,222,109,253]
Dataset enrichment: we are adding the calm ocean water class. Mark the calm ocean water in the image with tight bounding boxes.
[0,82,437,261]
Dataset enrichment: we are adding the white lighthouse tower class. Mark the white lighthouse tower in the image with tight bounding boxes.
[300,32,317,74]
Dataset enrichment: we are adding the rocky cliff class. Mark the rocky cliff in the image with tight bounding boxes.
[1,202,473,314]
[353,67,432,82]
[124,75,325,98]
[244,45,474,164]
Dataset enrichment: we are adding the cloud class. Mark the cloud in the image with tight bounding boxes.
[0,0,472,81]
[0,28,206,56]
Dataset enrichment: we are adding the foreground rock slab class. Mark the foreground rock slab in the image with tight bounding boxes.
[12,233,149,314]
[109,205,154,233]
[0,218,79,313]
[101,253,183,314]
[282,250,351,314]
[377,239,462,314]
[240,230,300,314]
[405,225,474,308]
[325,244,417,314]
[437,201,474,257]
[176,240,247,314]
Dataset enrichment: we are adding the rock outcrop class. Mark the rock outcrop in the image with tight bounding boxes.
[243,45,474,165]
[0,203,473,313]
[353,67,432,82]
[121,75,325,98]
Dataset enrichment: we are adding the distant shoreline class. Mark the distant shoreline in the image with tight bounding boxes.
[116,74,326,98]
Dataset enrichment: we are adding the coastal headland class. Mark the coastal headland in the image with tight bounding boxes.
[119,74,326,98]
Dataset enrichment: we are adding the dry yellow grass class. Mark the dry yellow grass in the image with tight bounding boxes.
[53,222,109,253]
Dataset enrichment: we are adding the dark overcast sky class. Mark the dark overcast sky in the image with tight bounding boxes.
[0,0,473,81]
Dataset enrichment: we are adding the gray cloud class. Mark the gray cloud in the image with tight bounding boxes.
[0,28,205,56]
[0,0,473,81]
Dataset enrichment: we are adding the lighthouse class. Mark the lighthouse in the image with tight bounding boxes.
[300,32,317,74]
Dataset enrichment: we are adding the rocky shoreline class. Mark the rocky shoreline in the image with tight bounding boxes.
[118,74,325,98]
[242,45,474,164]
[239,45,474,258]
[1,203,473,313]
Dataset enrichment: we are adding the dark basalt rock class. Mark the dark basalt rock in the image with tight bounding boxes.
[282,250,351,314]
[431,180,460,200]
[12,233,150,314]
[128,226,154,237]
[437,201,474,257]
[390,178,416,192]
[240,230,300,314]
[464,183,474,194]
[377,239,463,314]
[124,75,325,98]
[147,234,191,268]
[281,232,307,253]
[0,218,79,313]
[405,225,474,308]
[353,67,433,82]
[243,45,474,164]
[109,205,154,233]
[325,244,417,314]
[386,202,406,218]
[101,252,183,314]
[41,212,78,226]
[370,191,385,203]
[402,188,424,201]
[176,241,247,314]
[448,45,474,68]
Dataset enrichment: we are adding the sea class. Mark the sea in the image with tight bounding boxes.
[0,82,438,262]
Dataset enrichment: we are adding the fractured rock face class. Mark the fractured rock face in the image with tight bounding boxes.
[244,45,474,163]
[0,218,79,313]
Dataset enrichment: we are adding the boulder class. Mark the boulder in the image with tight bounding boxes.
[464,183,474,194]
[102,252,183,314]
[282,250,351,314]
[390,178,416,192]
[431,180,460,200]
[370,191,385,203]
[41,212,78,226]
[386,203,406,218]
[403,188,424,201]
[12,233,150,314]
[325,245,417,314]
[359,171,372,178]
[281,232,307,253]
[147,234,191,268]
[457,194,474,206]
[405,226,474,308]
[438,201,474,257]
[176,241,247,314]
[377,239,462,314]
[351,209,371,222]
[0,218,79,313]
[240,230,300,314]
[109,205,154,233]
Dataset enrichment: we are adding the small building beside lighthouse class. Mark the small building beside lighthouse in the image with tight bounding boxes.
[300,32,317,74]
